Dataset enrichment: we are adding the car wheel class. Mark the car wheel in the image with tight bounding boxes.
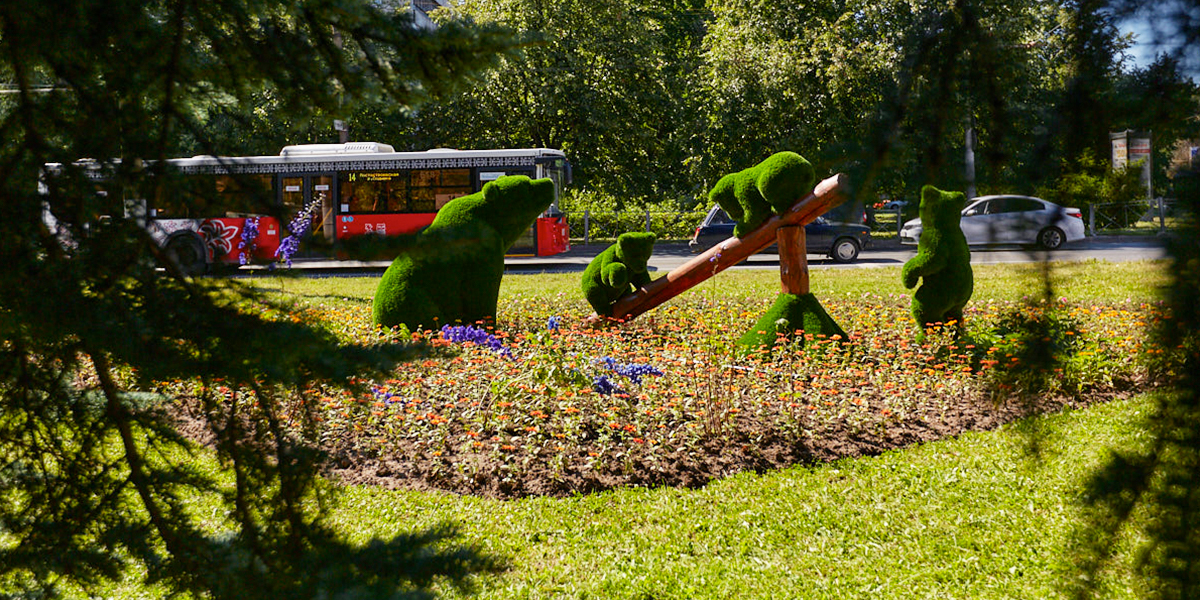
[830,237,860,263]
[164,234,209,276]
[1037,227,1065,250]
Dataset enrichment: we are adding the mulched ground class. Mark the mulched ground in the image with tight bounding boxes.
[316,388,1132,500]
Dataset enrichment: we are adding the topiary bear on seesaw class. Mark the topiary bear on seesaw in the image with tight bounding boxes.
[372,175,555,331]
[709,151,815,237]
[581,231,656,318]
[902,185,974,340]
[709,151,843,350]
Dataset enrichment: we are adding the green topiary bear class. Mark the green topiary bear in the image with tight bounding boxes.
[901,185,974,338]
[581,232,656,317]
[738,293,847,348]
[709,151,816,237]
[372,175,555,330]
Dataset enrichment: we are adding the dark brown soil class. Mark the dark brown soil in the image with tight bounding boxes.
[314,389,1130,500]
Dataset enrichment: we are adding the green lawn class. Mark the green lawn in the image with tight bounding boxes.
[331,394,1154,599]
[260,258,1167,307]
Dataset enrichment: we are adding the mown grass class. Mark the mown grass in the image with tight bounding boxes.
[253,258,1168,308]
[328,394,1156,599]
[78,394,1159,600]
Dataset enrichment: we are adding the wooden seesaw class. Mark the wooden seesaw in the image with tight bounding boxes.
[600,173,850,323]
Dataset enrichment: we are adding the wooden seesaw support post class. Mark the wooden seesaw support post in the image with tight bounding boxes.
[607,173,849,323]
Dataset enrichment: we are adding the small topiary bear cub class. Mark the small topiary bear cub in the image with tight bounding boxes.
[581,232,656,317]
[372,175,555,331]
[709,151,815,237]
[901,185,974,338]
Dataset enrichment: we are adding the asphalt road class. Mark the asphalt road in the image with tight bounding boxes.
[264,235,1168,277]
[508,236,1167,275]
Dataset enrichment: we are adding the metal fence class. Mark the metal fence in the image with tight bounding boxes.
[565,208,708,243]
[868,207,909,236]
[564,198,1188,243]
[868,199,1188,239]
[1087,198,1183,235]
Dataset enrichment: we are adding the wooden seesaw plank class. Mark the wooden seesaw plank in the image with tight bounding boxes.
[605,173,849,323]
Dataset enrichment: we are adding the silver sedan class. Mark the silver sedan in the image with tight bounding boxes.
[900,195,1086,250]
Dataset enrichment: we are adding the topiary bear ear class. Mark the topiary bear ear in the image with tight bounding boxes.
[483,175,527,202]
[919,185,940,205]
[919,185,966,218]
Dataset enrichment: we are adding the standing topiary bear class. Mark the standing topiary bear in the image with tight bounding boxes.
[709,151,815,237]
[901,185,974,339]
[581,232,656,317]
[372,175,555,330]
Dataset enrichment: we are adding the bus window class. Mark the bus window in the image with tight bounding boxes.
[338,169,470,214]
[149,177,199,218]
[412,168,471,211]
[409,187,435,212]
[282,177,305,213]
[215,174,272,216]
[538,157,570,211]
[339,171,408,213]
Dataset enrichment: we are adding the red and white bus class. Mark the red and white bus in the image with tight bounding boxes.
[44,143,572,273]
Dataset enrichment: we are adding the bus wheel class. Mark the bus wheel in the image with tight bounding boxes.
[164,234,209,276]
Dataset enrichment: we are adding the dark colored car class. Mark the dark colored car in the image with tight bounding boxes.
[688,206,872,263]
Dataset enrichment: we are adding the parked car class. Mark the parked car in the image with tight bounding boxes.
[899,195,1085,250]
[880,200,908,210]
[688,206,873,263]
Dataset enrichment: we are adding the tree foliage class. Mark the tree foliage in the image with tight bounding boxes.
[364,0,1196,215]
[430,0,708,205]
[0,0,513,597]
[1036,149,1146,209]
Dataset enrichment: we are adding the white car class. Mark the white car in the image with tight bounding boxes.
[900,195,1086,250]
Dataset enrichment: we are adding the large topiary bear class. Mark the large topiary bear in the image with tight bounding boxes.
[581,232,656,317]
[372,175,555,330]
[902,185,974,338]
[709,151,815,237]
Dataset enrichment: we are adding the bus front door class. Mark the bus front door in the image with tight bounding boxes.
[281,174,336,245]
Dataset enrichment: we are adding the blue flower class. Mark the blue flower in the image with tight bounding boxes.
[238,217,260,265]
[440,324,513,359]
[372,386,404,405]
[594,356,663,385]
[275,197,322,266]
[547,315,562,331]
[592,375,622,396]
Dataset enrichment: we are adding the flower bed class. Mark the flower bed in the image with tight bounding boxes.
[240,290,1165,499]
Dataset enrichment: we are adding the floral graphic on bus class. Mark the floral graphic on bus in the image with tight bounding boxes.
[199,219,238,260]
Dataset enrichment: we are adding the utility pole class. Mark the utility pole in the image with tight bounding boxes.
[332,27,349,144]
[964,114,977,199]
